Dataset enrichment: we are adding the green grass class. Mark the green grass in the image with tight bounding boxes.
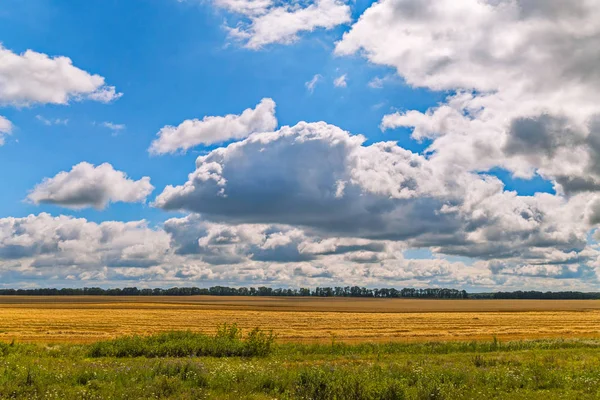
[1,326,600,399]
[88,324,275,358]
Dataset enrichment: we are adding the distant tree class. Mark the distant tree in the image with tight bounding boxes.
[2,286,599,300]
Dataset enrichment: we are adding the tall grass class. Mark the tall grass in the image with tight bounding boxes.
[2,332,600,399]
[278,336,600,357]
[88,324,275,358]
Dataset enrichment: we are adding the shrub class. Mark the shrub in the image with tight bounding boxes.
[243,327,276,357]
[88,324,275,358]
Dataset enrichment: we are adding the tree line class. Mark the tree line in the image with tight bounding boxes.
[470,291,600,300]
[0,286,599,299]
[0,286,468,298]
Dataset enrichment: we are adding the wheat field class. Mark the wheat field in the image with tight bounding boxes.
[1,296,600,343]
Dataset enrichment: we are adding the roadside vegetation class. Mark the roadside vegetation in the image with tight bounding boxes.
[1,325,600,399]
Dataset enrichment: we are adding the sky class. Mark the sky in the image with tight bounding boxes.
[1,0,599,291]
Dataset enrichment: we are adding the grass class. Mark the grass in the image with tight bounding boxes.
[88,324,275,358]
[1,327,600,399]
[2,298,600,398]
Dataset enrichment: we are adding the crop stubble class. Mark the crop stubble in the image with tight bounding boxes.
[0,296,599,343]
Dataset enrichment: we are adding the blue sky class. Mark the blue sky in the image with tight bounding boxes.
[0,0,455,223]
[0,0,597,290]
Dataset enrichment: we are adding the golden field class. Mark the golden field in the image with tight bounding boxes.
[1,296,600,343]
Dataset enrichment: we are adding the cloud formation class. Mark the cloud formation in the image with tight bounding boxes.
[0,115,11,145]
[336,0,600,196]
[0,214,170,278]
[100,121,126,136]
[36,115,69,126]
[0,45,121,106]
[305,74,322,94]
[1,212,597,290]
[220,0,351,49]
[149,98,277,154]
[5,0,600,291]
[28,162,154,210]
[154,121,600,274]
[333,74,347,88]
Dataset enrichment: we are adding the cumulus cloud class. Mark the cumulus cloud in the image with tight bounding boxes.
[336,0,600,94]
[164,213,391,265]
[154,121,600,272]
[0,44,121,106]
[0,214,170,273]
[0,213,474,288]
[149,98,277,154]
[1,211,598,289]
[165,215,315,264]
[0,213,395,285]
[152,121,446,230]
[220,0,351,49]
[27,162,154,210]
[6,0,600,290]
[336,0,600,196]
[491,262,596,280]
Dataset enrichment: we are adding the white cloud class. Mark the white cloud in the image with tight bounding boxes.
[0,115,12,145]
[0,211,598,289]
[0,214,171,273]
[333,74,347,88]
[153,121,440,227]
[154,120,599,271]
[149,98,277,154]
[36,115,69,126]
[336,0,600,196]
[221,0,352,49]
[86,86,122,103]
[27,162,154,210]
[336,0,600,94]
[368,77,384,89]
[368,75,395,89]
[2,211,597,290]
[0,44,121,106]
[101,121,126,135]
[305,74,322,93]
[214,0,273,16]
[6,0,600,291]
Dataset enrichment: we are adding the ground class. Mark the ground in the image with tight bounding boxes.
[2,297,600,399]
[1,296,600,343]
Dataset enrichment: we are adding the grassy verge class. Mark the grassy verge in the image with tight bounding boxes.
[1,326,600,399]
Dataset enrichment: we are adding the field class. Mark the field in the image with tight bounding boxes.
[2,331,600,399]
[1,296,600,343]
[2,296,600,399]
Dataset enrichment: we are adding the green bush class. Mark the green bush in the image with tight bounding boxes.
[243,327,276,357]
[88,324,276,358]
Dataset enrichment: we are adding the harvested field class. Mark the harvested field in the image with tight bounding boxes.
[1,296,599,343]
